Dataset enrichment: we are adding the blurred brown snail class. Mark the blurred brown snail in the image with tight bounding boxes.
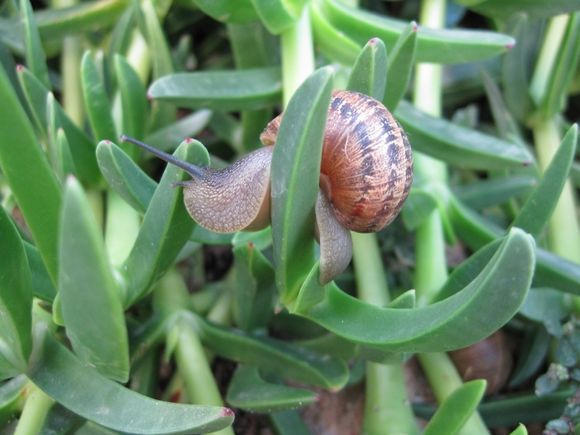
[449,331,513,396]
[122,90,413,284]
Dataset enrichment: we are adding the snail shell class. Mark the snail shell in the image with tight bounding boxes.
[261,90,413,233]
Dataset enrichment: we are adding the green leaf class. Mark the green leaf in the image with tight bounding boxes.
[384,22,417,111]
[0,206,32,379]
[0,375,26,425]
[454,176,536,210]
[0,65,62,284]
[519,289,568,334]
[509,326,550,388]
[81,51,117,143]
[510,424,528,435]
[17,65,100,184]
[251,0,304,34]
[233,243,276,331]
[188,313,349,389]
[347,38,387,100]
[501,15,534,123]
[395,101,534,169]
[226,365,316,412]
[293,228,534,352]
[24,242,57,301]
[21,0,50,89]
[37,0,129,40]
[140,0,173,80]
[121,140,208,306]
[114,54,148,141]
[309,1,361,65]
[59,177,129,382]
[447,196,580,296]
[144,110,212,151]
[533,13,580,118]
[458,0,580,19]
[191,0,259,24]
[512,125,577,238]
[423,380,486,435]
[148,67,282,111]
[270,410,311,435]
[271,67,333,304]
[27,329,234,435]
[319,0,515,64]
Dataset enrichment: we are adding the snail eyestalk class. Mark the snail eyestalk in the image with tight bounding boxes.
[120,135,205,179]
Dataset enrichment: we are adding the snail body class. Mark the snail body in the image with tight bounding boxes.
[123,90,412,284]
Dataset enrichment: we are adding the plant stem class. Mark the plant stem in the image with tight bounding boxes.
[13,384,53,435]
[352,233,418,435]
[280,8,315,107]
[413,0,488,433]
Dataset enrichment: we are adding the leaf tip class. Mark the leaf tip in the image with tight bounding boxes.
[221,407,235,418]
[410,21,418,32]
[16,64,24,73]
[368,37,379,45]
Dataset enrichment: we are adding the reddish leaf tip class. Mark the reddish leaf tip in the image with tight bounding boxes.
[411,21,418,32]
[147,91,154,101]
[184,137,194,144]
[16,64,24,72]
[221,408,235,417]
[368,37,379,45]
[506,41,516,49]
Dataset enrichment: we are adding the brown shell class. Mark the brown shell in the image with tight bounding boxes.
[261,90,413,233]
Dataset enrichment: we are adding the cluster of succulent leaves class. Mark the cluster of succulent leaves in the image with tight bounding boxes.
[0,0,579,434]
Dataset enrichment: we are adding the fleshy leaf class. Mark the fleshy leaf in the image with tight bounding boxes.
[148,68,282,111]
[271,67,333,304]
[21,0,50,89]
[396,101,534,169]
[318,0,515,64]
[226,365,316,412]
[0,206,33,379]
[27,329,234,435]
[59,177,129,382]
[0,65,62,283]
[347,38,387,100]
[384,22,417,111]
[293,228,534,352]
[423,380,486,435]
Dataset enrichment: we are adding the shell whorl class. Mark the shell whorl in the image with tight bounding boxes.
[261,90,413,233]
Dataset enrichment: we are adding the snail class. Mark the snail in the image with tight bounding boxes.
[449,331,513,396]
[121,90,413,284]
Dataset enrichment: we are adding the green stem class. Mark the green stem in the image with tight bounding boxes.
[529,15,570,106]
[413,1,488,434]
[352,233,418,435]
[14,384,54,435]
[532,118,580,263]
[280,8,315,107]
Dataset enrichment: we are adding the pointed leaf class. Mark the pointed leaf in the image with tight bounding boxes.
[454,175,536,210]
[458,0,580,19]
[347,38,387,100]
[271,67,333,304]
[81,51,117,142]
[59,178,129,382]
[0,206,32,379]
[17,65,99,183]
[0,65,61,283]
[27,330,234,435]
[226,365,316,412]
[148,67,282,111]
[423,380,486,435]
[21,0,50,89]
[395,100,534,169]
[114,54,148,140]
[24,242,56,302]
[319,0,515,64]
[512,125,577,238]
[384,22,417,111]
[144,110,212,151]
[293,228,534,352]
[122,140,208,306]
